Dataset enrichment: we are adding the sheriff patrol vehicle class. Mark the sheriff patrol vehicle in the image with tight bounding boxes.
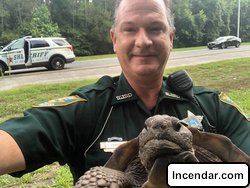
[0,36,75,75]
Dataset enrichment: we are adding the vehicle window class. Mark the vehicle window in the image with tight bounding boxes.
[30,40,50,48]
[10,39,24,50]
[216,37,224,42]
[52,39,69,46]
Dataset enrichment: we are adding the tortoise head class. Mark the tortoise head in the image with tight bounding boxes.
[139,114,194,171]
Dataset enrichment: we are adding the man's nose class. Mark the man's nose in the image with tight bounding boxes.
[135,28,153,48]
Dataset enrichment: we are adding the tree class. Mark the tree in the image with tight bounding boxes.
[49,0,74,29]
[219,0,234,35]
[173,0,238,46]
[49,0,95,55]
[82,2,113,54]
[230,0,250,42]
[173,0,207,47]
[0,3,8,34]
[21,4,60,37]
[53,0,113,55]
[0,0,46,44]
[239,0,250,42]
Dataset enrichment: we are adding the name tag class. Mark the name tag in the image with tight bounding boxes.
[100,141,127,153]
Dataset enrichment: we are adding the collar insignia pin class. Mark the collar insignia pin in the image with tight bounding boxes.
[116,93,133,101]
[165,91,180,98]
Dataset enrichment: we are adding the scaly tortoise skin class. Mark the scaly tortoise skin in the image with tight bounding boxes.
[75,115,250,188]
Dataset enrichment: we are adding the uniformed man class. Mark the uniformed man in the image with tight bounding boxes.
[0,0,249,185]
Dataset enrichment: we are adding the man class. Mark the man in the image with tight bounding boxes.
[0,0,249,185]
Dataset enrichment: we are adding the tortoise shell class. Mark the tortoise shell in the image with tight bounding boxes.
[75,115,250,187]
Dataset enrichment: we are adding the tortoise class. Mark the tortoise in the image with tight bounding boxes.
[75,114,250,187]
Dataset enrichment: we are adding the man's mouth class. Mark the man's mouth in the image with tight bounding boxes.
[133,53,155,57]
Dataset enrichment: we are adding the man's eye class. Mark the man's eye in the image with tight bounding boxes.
[149,27,163,33]
[124,28,136,32]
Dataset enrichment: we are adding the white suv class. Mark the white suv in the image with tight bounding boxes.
[0,36,75,75]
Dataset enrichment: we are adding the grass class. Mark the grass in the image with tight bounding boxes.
[0,79,97,122]
[0,57,249,187]
[163,58,250,114]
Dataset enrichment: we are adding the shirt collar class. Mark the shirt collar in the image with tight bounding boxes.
[111,74,138,105]
[111,75,187,105]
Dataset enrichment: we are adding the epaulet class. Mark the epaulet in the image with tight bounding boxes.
[193,86,219,95]
[219,92,249,121]
[33,95,86,108]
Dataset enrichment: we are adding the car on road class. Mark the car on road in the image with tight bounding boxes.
[0,36,75,75]
[207,36,241,50]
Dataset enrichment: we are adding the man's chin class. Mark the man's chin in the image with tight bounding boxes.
[136,67,163,77]
[132,55,158,62]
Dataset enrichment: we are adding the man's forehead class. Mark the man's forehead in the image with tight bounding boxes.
[118,0,166,15]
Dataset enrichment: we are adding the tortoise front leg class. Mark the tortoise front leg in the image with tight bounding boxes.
[74,166,132,188]
[75,138,140,188]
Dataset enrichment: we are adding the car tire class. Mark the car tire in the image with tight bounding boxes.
[0,63,6,76]
[49,56,65,70]
[235,42,240,48]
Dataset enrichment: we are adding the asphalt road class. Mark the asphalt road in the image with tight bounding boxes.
[0,46,250,91]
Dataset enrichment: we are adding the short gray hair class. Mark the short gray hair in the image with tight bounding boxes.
[112,0,174,31]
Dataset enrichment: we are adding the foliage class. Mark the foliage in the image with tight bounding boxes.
[0,32,19,46]
[231,0,250,42]
[0,0,250,54]
[20,4,60,37]
[49,0,113,55]
[80,3,113,55]
[61,28,92,56]
[173,0,207,47]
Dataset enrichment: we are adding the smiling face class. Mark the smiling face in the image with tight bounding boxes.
[110,0,175,80]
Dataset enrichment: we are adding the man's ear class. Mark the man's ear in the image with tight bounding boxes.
[110,29,117,53]
[169,27,176,50]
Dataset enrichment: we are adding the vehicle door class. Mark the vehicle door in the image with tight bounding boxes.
[29,39,50,65]
[24,39,32,66]
[5,38,25,66]
[227,37,234,46]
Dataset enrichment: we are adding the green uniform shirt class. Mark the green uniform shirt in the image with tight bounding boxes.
[0,74,250,184]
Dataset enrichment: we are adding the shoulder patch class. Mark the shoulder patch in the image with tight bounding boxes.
[33,95,87,108]
[219,92,249,121]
